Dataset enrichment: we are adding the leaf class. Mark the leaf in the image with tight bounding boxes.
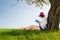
[25,0,32,5]
[25,0,50,8]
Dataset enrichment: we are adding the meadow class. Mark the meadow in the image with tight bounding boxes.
[0,29,60,40]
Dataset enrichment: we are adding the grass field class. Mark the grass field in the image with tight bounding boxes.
[0,29,60,40]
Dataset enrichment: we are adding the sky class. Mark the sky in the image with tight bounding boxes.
[0,0,51,28]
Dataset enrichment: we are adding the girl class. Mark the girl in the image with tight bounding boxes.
[35,12,47,30]
[20,12,47,30]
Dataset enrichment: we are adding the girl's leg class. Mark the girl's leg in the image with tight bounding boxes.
[24,25,40,30]
[20,26,32,30]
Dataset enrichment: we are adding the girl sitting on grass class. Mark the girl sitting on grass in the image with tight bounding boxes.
[20,12,47,30]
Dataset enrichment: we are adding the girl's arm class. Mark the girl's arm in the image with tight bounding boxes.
[38,22,41,26]
[35,19,41,26]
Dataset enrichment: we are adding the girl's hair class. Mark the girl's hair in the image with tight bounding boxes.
[39,12,45,17]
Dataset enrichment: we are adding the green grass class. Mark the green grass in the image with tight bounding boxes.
[0,29,60,40]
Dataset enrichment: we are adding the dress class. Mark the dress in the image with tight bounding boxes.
[35,17,47,30]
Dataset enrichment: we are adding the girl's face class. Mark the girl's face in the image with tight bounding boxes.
[40,17,44,18]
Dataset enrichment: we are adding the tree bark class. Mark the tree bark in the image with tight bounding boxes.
[47,0,60,31]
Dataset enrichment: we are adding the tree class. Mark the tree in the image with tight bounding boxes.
[47,0,60,31]
[15,0,60,31]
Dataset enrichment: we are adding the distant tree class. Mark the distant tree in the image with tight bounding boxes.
[14,0,60,31]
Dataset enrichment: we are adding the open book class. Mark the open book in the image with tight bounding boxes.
[35,19,40,23]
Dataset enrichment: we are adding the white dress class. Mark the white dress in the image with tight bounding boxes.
[36,17,47,29]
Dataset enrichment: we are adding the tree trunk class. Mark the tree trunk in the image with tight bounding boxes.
[47,0,60,31]
[59,16,60,24]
